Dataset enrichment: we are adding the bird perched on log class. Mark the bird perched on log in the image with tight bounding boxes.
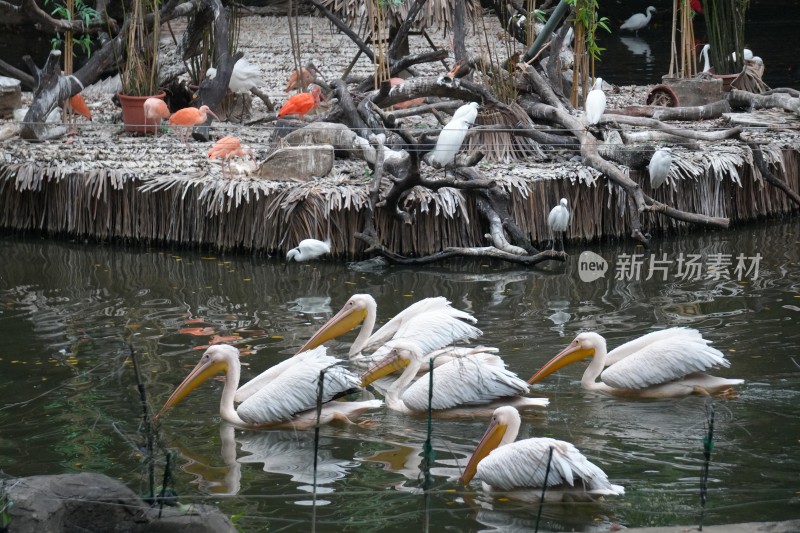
[208,136,254,177]
[584,77,606,126]
[207,58,264,121]
[277,86,325,119]
[287,239,331,262]
[143,98,170,137]
[169,105,219,145]
[648,147,672,190]
[428,102,480,172]
[620,6,656,36]
[547,198,570,251]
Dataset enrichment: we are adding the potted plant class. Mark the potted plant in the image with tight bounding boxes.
[118,0,164,134]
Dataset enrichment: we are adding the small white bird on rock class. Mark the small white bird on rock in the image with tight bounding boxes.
[429,102,480,171]
[287,239,331,262]
[547,197,570,250]
[584,77,606,126]
[648,147,673,190]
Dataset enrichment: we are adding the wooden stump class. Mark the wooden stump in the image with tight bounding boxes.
[0,76,22,119]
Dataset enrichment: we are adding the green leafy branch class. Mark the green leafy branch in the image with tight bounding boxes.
[44,0,97,57]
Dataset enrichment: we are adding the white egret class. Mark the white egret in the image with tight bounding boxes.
[459,406,624,500]
[700,44,712,73]
[547,198,570,250]
[156,344,381,429]
[429,102,480,172]
[286,238,331,262]
[620,6,656,36]
[207,58,263,121]
[648,147,672,189]
[584,77,606,126]
[361,345,549,415]
[528,328,744,398]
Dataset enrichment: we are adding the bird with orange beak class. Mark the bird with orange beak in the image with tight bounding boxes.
[459,406,624,500]
[156,344,381,429]
[528,328,743,398]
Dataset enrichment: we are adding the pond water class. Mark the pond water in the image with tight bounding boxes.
[0,218,798,531]
[591,0,800,90]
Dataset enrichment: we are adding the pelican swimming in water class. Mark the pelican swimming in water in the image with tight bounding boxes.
[156,344,381,429]
[297,294,481,365]
[528,328,744,398]
[361,344,549,415]
[459,406,624,501]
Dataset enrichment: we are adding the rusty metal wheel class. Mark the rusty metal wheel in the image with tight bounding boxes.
[645,84,680,107]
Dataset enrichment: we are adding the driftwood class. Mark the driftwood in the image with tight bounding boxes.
[606,100,732,121]
[19,51,83,140]
[727,89,800,114]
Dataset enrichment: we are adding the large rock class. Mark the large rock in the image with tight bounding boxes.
[256,144,334,181]
[4,473,235,532]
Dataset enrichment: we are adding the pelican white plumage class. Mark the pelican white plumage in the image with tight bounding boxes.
[584,78,606,126]
[286,238,331,262]
[429,102,480,170]
[362,345,549,415]
[459,406,624,500]
[620,6,656,35]
[528,328,744,398]
[700,44,712,73]
[297,294,481,363]
[547,198,570,250]
[156,344,381,429]
[648,147,673,189]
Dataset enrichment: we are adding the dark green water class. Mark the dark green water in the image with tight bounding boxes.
[0,219,798,531]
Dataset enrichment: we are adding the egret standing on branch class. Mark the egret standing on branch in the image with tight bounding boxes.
[547,197,570,251]
[620,6,656,36]
[700,44,712,73]
[429,102,480,173]
[584,78,606,126]
[648,147,673,190]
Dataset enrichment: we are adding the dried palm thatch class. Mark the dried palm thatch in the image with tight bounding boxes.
[468,103,545,162]
[0,135,797,256]
[731,61,770,94]
[321,0,480,33]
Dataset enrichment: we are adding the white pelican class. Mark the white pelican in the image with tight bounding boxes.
[620,6,656,36]
[528,328,744,398]
[459,406,624,500]
[547,198,570,250]
[648,147,672,189]
[429,102,480,171]
[297,294,481,363]
[584,78,606,126]
[361,345,549,415]
[286,238,331,262]
[156,344,381,429]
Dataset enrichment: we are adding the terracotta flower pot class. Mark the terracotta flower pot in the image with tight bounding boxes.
[118,91,166,134]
